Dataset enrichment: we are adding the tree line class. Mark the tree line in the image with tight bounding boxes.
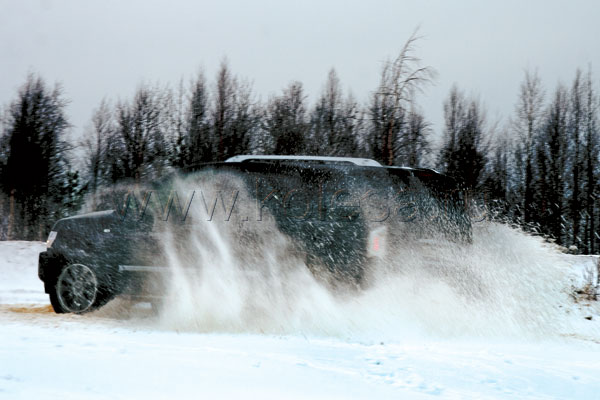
[0,35,598,253]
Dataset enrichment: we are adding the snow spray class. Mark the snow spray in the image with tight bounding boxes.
[131,170,585,342]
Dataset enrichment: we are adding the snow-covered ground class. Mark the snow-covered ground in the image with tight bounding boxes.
[0,241,47,304]
[1,231,600,399]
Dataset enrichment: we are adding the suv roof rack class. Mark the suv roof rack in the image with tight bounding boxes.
[225,155,382,167]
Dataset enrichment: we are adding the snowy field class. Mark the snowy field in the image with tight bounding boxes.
[1,229,600,399]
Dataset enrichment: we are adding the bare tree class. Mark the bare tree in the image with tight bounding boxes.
[536,85,569,244]
[480,128,514,217]
[438,86,487,189]
[184,71,212,166]
[213,60,237,161]
[115,84,168,181]
[568,69,585,248]
[513,69,545,223]
[164,79,189,168]
[369,30,435,165]
[336,92,362,156]
[264,81,308,155]
[309,69,360,156]
[582,69,600,253]
[209,60,259,161]
[229,79,259,156]
[309,69,341,154]
[404,99,431,167]
[83,99,114,193]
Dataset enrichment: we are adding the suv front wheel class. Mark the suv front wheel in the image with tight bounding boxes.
[49,263,100,314]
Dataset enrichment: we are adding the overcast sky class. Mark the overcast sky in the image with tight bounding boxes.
[1,0,599,143]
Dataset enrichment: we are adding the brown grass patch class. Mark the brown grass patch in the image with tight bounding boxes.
[3,304,54,314]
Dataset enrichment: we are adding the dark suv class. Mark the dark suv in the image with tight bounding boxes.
[38,155,470,314]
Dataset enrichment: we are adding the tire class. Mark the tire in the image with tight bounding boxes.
[49,263,101,314]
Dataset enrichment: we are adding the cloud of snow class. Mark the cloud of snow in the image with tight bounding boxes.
[127,171,586,341]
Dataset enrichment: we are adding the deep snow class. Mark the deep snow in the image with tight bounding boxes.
[1,226,600,399]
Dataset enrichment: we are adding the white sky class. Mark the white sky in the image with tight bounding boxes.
[1,0,599,141]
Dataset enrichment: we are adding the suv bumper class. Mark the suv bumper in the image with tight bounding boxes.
[38,250,60,283]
